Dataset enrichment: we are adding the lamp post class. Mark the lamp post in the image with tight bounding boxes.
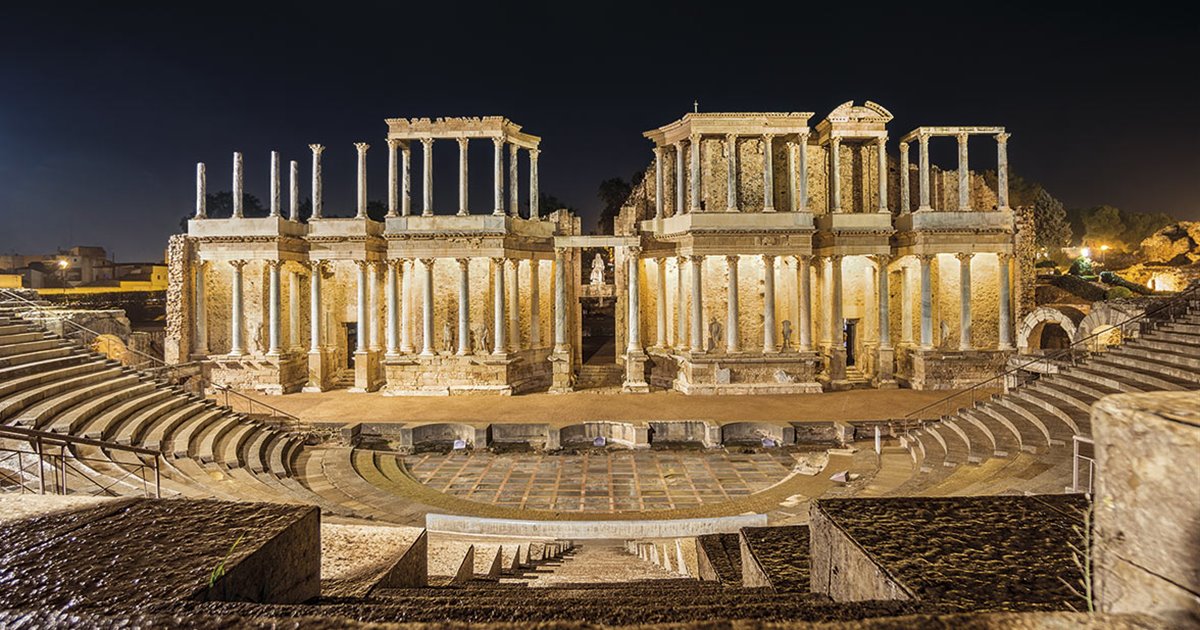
[57,259,68,296]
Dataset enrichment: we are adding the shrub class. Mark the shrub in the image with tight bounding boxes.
[1035,260,1058,269]
[1068,257,1094,277]
[1106,287,1133,300]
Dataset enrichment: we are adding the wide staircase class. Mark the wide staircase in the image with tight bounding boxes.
[575,363,624,389]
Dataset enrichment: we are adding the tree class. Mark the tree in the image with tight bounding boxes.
[1122,211,1174,247]
[178,191,266,230]
[596,177,633,235]
[1081,205,1126,250]
[1032,189,1073,250]
[538,192,579,217]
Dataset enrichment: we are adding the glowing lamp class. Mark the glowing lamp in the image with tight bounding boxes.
[1080,247,1091,259]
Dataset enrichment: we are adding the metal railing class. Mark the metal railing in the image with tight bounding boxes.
[1072,435,1095,494]
[0,425,161,498]
[904,281,1200,422]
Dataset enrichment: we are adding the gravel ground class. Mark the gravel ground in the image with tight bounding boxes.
[321,523,424,582]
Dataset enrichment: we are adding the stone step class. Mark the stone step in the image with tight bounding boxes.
[47,381,158,435]
[1083,356,1190,391]
[1101,348,1200,382]
[960,407,1017,457]
[0,358,109,402]
[0,346,78,370]
[0,338,67,359]
[108,395,191,444]
[0,366,127,424]
[80,388,177,440]
[1012,388,1083,438]
[140,402,215,450]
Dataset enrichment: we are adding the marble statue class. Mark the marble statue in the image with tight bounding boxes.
[780,320,793,351]
[442,321,453,353]
[590,253,606,285]
[708,319,722,353]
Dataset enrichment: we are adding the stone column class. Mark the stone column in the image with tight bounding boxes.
[289,269,302,349]
[763,254,776,352]
[387,138,400,218]
[229,260,247,356]
[998,252,1013,350]
[654,147,665,220]
[830,255,844,348]
[269,150,281,217]
[457,138,469,216]
[996,133,1010,210]
[874,255,891,349]
[232,152,244,218]
[725,255,740,353]
[401,142,412,216]
[675,256,686,349]
[828,138,841,213]
[957,132,970,211]
[355,142,369,219]
[554,249,568,353]
[308,261,322,352]
[815,257,829,347]
[899,141,910,214]
[627,248,642,352]
[689,134,702,212]
[529,148,540,219]
[400,260,414,353]
[957,252,973,350]
[529,260,541,347]
[689,256,704,352]
[419,258,435,356]
[725,134,738,212]
[674,142,685,215]
[193,261,208,353]
[289,160,300,221]
[509,144,520,217]
[266,260,282,355]
[386,260,400,358]
[876,136,888,213]
[797,132,810,212]
[786,142,796,212]
[655,257,667,348]
[919,254,934,349]
[492,138,504,216]
[421,138,434,217]
[195,162,207,219]
[762,134,775,212]
[918,133,931,211]
[309,144,324,219]
[507,259,520,351]
[456,258,470,355]
[901,263,914,345]
[796,255,812,351]
[368,262,381,352]
[354,261,368,354]
[492,258,506,354]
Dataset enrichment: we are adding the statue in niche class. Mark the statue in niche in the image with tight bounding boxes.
[442,321,453,353]
[780,320,793,351]
[939,320,953,350]
[589,253,606,286]
[708,319,722,353]
[474,323,489,354]
[249,321,263,356]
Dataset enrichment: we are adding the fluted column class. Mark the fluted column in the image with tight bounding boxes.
[507,259,520,351]
[655,257,667,348]
[400,260,414,353]
[674,142,685,215]
[797,132,810,212]
[654,147,664,220]
[194,261,208,353]
[386,260,400,357]
[309,144,324,219]
[529,260,541,347]
[456,258,470,355]
[308,261,322,352]
[957,252,973,351]
[918,133,931,211]
[829,138,842,212]
[492,138,504,216]
[830,255,844,349]
[875,255,891,349]
[998,252,1013,349]
[674,256,686,349]
[492,258,506,354]
[368,262,381,352]
[786,141,797,211]
[553,248,568,353]
[689,256,704,352]
[919,254,934,349]
[289,160,300,221]
[689,134,702,212]
[354,142,369,219]
[420,258,435,356]
[762,134,775,212]
[796,255,812,351]
[762,254,776,352]
[401,142,412,216]
[266,260,282,355]
[387,138,400,218]
[421,138,434,217]
[269,150,281,217]
[725,134,738,212]
[627,247,642,352]
[457,138,469,216]
[996,133,1010,210]
[876,136,888,213]
[195,163,207,219]
[354,261,368,354]
[529,148,540,219]
[229,260,247,356]
[957,132,970,211]
[232,152,244,218]
[901,262,914,345]
[815,257,830,347]
[509,144,520,217]
[899,141,910,214]
[725,255,739,353]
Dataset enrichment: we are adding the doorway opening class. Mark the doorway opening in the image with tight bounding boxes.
[844,319,859,367]
[345,323,357,368]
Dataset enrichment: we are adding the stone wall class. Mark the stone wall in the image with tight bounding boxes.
[164,234,191,364]
[809,502,913,602]
[904,350,1010,391]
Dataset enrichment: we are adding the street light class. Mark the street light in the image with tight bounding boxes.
[1099,244,1110,265]
[57,259,68,296]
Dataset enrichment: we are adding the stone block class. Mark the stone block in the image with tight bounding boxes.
[808,503,913,602]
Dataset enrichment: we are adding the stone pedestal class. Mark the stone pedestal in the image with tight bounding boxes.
[824,347,849,390]
[351,350,382,393]
[209,353,307,395]
[622,351,650,393]
[873,347,897,389]
[549,351,574,394]
[302,350,333,392]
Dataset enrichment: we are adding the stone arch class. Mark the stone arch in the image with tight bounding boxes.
[1076,302,1145,350]
[1016,306,1084,353]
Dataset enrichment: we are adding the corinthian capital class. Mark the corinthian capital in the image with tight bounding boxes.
[354,142,370,154]
[309,144,325,155]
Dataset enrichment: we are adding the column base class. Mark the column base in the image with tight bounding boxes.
[622,351,650,393]
[351,351,382,393]
[303,349,333,392]
[873,346,898,389]
[549,351,574,394]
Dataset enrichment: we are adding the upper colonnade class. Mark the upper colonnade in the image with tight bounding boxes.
[897,126,1009,213]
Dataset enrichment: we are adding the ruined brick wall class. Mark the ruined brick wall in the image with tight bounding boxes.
[164,234,192,364]
[1013,204,1037,319]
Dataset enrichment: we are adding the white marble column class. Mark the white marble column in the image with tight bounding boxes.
[762,134,775,212]
[194,162,207,219]
[232,152,244,218]
[957,253,973,350]
[627,247,642,352]
[354,261,368,354]
[386,260,400,358]
[507,259,520,351]
[689,134,702,212]
[786,142,797,212]
[725,255,739,353]
[387,138,400,218]
[901,263,914,345]
[456,258,470,355]
[689,256,704,352]
[457,138,469,216]
[875,255,891,349]
[420,258,435,356]
[830,255,844,349]
[673,257,685,349]
[194,261,208,353]
[229,260,246,356]
[674,142,685,215]
[899,141,910,214]
[919,254,934,349]
[492,138,504,216]
[553,249,568,353]
[400,260,414,353]
[308,261,322,352]
[269,150,281,217]
[918,134,931,211]
[797,255,812,351]
[421,138,434,217]
[763,254,776,352]
[355,143,369,219]
[998,252,1013,349]
[797,133,810,212]
[492,258,506,354]
[996,133,1010,210]
[309,144,324,219]
[529,148,540,219]
[725,134,738,212]
[957,132,970,211]
[529,260,541,347]
[655,258,667,348]
[401,142,412,216]
[509,144,520,217]
[289,160,300,221]
[828,138,842,213]
[654,147,664,220]
[288,268,301,349]
[266,260,282,355]
[876,136,888,213]
[368,262,381,352]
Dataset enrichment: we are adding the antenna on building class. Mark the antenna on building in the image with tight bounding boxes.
[693,100,699,113]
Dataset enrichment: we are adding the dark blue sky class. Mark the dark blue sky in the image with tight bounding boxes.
[1,3,1196,261]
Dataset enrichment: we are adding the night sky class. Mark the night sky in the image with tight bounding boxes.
[1,3,1196,262]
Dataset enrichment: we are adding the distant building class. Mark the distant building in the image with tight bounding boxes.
[0,246,167,293]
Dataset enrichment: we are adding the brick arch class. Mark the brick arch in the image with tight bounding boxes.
[1076,302,1145,348]
[1017,307,1082,352]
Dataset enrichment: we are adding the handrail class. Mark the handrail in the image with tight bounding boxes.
[211,382,302,427]
[0,424,161,498]
[904,281,1200,421]
[0,424,160,456]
